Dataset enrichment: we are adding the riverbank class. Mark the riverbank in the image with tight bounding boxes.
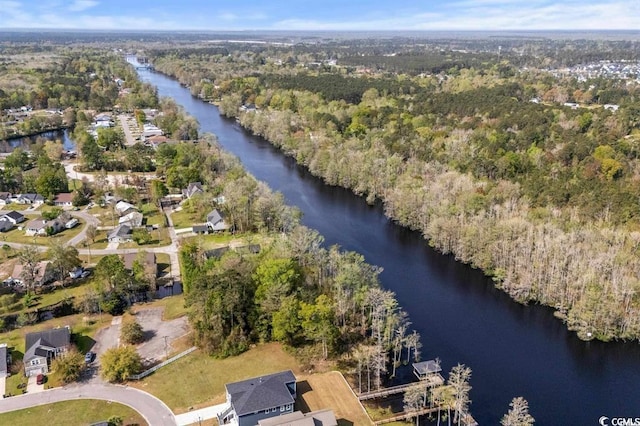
[0,125,70,143]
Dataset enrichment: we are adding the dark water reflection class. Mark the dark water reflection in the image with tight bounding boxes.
[137,66,640,425]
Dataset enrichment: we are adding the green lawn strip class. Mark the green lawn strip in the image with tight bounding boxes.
[131,342,301,413]
[118,228,171,248]
[0,280,92,317]
[170,209,202,229]
[0,399,147,425]
[83,230,110,250]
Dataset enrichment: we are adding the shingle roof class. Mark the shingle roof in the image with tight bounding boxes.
[24,327,70,361]
[226,370,296,417]
[0,344,7,376]
[207,209,223,225]
[108,224,132,239]
[3,210,24,221]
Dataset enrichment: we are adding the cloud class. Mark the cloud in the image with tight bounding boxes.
[68,0,99,12]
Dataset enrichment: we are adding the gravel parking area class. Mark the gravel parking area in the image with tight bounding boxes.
[134,307,189,363]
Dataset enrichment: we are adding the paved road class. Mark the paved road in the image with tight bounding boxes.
[0,383,176,425]
[67,210,100,248]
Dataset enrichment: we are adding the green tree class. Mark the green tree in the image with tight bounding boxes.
[253,258,301,339]
[149,179,169,206]
[95,255,131,292]
[51,349,85,384]
[100,345,142,382]
[80,135,104,171]
[121,320,145,345]
[96,127,123,151]
[47,241,81,283]
[272,296,301,345]
[300,294,337,359]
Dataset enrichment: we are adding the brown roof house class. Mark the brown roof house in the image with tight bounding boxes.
[53,193,74,207]
[24,326,71,376]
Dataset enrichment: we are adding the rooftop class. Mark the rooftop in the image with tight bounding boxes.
[226,370,296,417]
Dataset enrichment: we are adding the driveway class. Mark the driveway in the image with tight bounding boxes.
[0,382,176,426]
[92,316,122,361]
[135,308,189,363]
[26,375,44,394]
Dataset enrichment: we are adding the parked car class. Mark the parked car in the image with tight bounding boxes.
[36,374,45,385]
[80,270,91,278]
[84,351,95,364]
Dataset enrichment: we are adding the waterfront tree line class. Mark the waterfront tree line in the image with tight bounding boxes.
[149,40,640,342]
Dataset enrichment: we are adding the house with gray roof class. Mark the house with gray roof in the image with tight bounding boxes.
[218,370,297,426]
[2,210,25,225]
[182,182,204,199]
[107,224,133,243]
[258,410,338,426]
[16,193,44,205]
[206,209,230,232]
[0,343,10,379]
[24,326,71,376]
[0,218,13,233]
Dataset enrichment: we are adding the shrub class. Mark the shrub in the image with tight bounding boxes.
[121,320,144,345]
[100,345,142,383]
[51,349,85,383]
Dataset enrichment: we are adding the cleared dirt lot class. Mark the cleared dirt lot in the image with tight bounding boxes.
[297,371,372,426]
[133,307,190,363]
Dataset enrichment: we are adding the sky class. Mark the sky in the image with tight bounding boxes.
[0,0,639,31]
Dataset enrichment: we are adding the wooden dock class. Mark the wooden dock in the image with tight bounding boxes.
[375,408,477,425]
[358,374,445,400]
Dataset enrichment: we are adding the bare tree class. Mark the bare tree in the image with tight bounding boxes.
[448,364,472,426]
[404,383,427,426]
[501,397,535,426]
[18,245,40,295]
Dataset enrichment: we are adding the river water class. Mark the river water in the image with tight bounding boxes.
[135,65,640,425]
[0,129,75,152]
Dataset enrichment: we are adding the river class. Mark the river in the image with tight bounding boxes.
[135,64,640,425]
[0,129,76,152]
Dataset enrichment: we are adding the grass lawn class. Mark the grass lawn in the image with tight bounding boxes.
[298,371,373,426]
[0,279,93,317]
[82,230,109,250]
[141,203,166,227]
[180,233,263,250]
[170,209,202,229]
[119,228,171,248]
[130,342,302,413]
[0,203,31,211]
[0,399,147,425]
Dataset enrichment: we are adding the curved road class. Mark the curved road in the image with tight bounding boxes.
[0,382,176,425]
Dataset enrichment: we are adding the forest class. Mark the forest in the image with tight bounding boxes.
[147,36,640,342]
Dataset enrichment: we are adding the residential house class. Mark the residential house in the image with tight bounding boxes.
[15,193,44,205]
[25,216,66,236]
[115,200,137,216]
[142,124,163,139]
[122,252,158,285]
[217,370,297,426]
[118,211,144,228]
[258,410,338,426]
[206,209,230,232]
[192,225,209,234]
[145,135,168,149]
[25,219,48,236]
[2,210,25,225]
[0,218,12,232]
[0,343,10,380]
[0,192,12,206]
[11,261,56,287]
[53,193,74,207]
[23,326,71,377]
[182,182,204,199]
[107,224,133,243]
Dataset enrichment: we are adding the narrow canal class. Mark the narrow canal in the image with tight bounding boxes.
[136,65,640,425]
